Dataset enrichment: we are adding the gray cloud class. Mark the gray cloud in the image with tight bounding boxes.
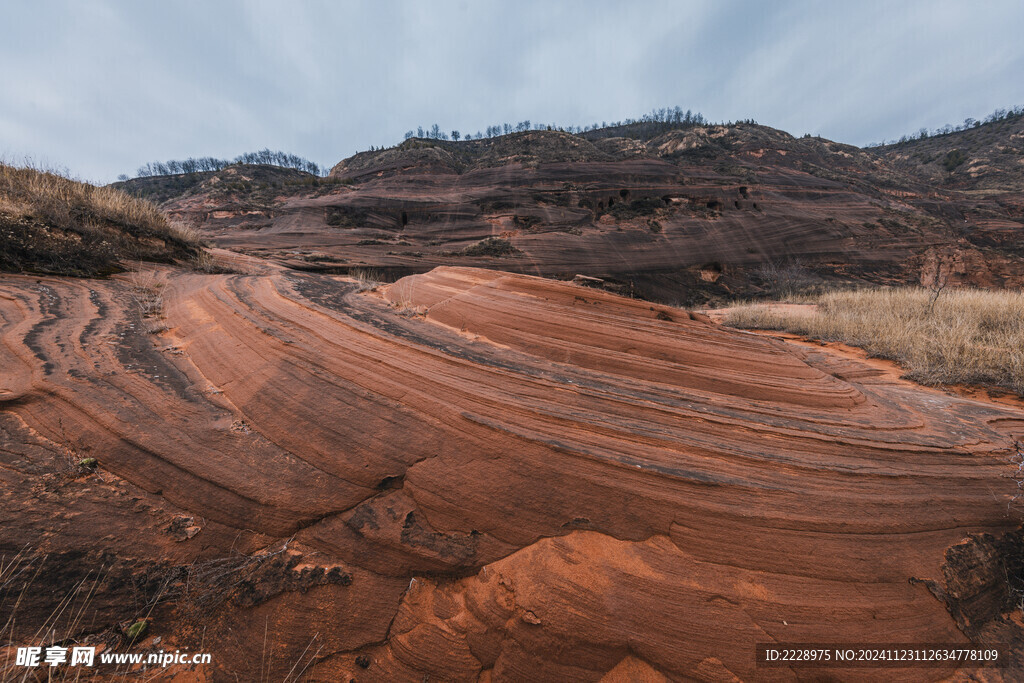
[1,0,1021,182]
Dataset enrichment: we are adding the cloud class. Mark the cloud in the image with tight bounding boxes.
[1,0,1021,182]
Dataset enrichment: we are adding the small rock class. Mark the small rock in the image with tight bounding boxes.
[167,515,203,542]
[521,610,542,625]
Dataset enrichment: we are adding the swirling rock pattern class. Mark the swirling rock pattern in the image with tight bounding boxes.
[1,263,1022,680]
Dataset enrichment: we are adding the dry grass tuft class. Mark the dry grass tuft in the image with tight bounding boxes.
[388,278,413,304]
[350,267,383,292]
[0,162,204,276]
[386,278,424,313]
[724,287,1024,395]
[125,269,170,333]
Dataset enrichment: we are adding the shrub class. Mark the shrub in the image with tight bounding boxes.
[325,206,371,228]
[606,196,664,220]
[755,261,820,297]
[942,149,968,172]
[461,237,520,257]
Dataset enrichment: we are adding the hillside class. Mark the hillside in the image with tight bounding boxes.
[1,163,202,276]
[122,122,1024,304]
[115,163,324,207]
[875,112,1024,194]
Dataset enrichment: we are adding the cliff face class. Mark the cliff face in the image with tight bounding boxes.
[2,262,1023,679]
[119,123,1024,304]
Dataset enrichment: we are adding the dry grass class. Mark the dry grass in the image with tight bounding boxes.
[724,287,1024,395]
[349,267,383,292]
[0,162,203,276]
[126,269,168,332]
[1,547,110,681]
[189,249,258,274]
[387,278,415,306]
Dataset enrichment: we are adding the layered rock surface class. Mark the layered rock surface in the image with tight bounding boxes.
[2,263,1022,680]
[118,123,1024,304]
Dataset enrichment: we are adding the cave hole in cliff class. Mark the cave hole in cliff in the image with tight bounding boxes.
[662,195,672,205]
[597,201,605,210]
[377,474,404,490]
[734,201,741,209]
[707,200,723,211]
[753,202,760,210]
[608,197,616,207]
[400,211,409,226]
[739,186,749,198]
[619,189,630,200]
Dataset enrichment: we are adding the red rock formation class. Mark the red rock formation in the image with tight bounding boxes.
[119,124,1024,304]
[2,263,1022,679]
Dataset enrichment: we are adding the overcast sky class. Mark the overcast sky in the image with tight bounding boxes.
[2,0,1022,183]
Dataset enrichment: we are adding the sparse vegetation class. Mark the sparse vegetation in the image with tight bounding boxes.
[350,268,384,292]
[604,196,664,220]
[126,268,168,332]
[724,287,1024,395]
[325,206,371,228]
[869,105,1024,192]
[0,544,169,680]
[1,162,203,276]
[131,149,324,179]
[867,104,1024,147]
[384,278,428,317]
[754,260,823,297]
[942,148,968,171]
[461,237,519,257]
[399,107,710,143]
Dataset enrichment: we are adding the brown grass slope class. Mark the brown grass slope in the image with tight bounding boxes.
[1,163,202,276]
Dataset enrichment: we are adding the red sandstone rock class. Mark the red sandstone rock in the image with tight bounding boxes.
[2,262,1022,679]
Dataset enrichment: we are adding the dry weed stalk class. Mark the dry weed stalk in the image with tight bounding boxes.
[127,269,168,331]
[387,278,427,316]
[350,268,384,292]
